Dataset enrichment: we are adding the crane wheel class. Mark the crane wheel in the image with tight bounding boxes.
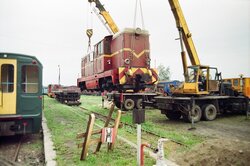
[202,104,217,121]
[124,98,135,110]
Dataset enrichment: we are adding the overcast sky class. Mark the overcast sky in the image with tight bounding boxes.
[0,0,249,86]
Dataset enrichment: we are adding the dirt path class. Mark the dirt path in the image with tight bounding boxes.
[171,138,250,166]
[169,115,250,166]
[192,115,250,141]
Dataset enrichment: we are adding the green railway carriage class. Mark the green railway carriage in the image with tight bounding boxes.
[0,53,43,136]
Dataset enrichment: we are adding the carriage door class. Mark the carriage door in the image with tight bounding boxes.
[0,59,17,115]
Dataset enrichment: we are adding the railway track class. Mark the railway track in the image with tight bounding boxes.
[72,105,188,147]
[0,135,23,166]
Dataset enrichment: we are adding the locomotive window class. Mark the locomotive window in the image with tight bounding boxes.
[104,40,111,54]
[90,52,94,62]
[1,64,14,93]
[97,42,104,55]
[21,65,39,93]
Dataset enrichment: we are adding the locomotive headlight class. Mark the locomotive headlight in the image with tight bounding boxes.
[125,58,130,65]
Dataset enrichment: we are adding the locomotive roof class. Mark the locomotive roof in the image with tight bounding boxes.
[0,52,43,67]
[113,28,149,39]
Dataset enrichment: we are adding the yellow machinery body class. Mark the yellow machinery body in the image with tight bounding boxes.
[88,0,119,34]
[169,0,221,96]
[223,77,250,98]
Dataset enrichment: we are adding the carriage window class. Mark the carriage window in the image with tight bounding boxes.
[1,64,14,93]
[22,65,39,93]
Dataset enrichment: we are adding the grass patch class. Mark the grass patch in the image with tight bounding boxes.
[81,96,204,147]
[80,95,204,147]
[43,96,155,165]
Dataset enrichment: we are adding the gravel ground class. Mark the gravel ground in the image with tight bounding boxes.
[0,133,44,166]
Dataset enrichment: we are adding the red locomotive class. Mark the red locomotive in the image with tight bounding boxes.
[77,28,158,92]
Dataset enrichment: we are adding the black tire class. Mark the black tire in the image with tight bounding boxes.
[183,105,202,123]
[124,98,135,110]
[114,101,121,109]
[136,99,143,109]
[202,104,217,121]
[165,110,182,120]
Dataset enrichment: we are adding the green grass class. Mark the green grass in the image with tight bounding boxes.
[43,95,206,165]
[43,96,155,166]
[79,95,204,149]
[85,96,203,145]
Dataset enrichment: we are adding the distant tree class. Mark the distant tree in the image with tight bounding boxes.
[157,64,171,81]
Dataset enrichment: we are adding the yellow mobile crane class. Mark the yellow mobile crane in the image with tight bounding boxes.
[150,0,249,123]
[88,0,119,34]
[169,0,220,95]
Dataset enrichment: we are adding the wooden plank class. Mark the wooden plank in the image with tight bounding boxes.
[78,138,101,148]
[90,138,102,145]
[109,110,121,151]
[76,129,102,138]
[104,103,115,127]
[80,114,95,160]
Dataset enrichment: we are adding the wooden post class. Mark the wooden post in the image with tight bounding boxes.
[95,103,115,152]
[80,114,95,160]
[77,103,121,160]
[109,110,121,151]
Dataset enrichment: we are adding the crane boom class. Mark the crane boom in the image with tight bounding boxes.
[88,0,119,34]
[168,0,200,66]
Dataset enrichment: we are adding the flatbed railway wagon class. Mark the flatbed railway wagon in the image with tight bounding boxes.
[54,86,81,106]
[107,91,158,110]
[47,84,62,98]
[0,53,43,136]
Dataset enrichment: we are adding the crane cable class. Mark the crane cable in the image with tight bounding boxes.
[86,2,93,53]
[133,0,145,29]
[131,0,145,65]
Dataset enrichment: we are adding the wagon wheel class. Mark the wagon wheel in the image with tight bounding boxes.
[136,99,143,109]
[114,101,121,109]
[124,98,135,110]
[183,105,202,123]
[165,110,182,120]
[202,104,217,121]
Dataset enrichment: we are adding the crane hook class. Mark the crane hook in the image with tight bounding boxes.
[86,29,93,52]
[86,29,93,39]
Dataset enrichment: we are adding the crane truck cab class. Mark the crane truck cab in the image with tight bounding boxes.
[174,65,220,95]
